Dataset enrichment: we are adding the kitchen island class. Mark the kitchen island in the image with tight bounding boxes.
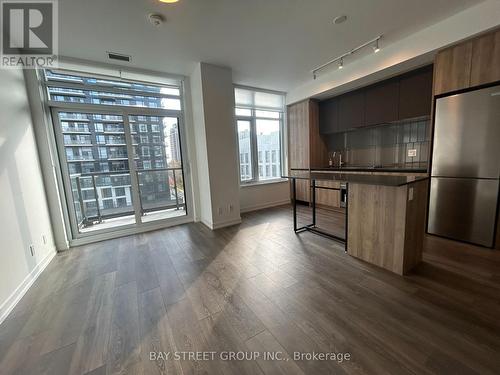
[283,171,429,275]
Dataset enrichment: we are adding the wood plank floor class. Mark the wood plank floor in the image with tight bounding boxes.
[1,205,500,374]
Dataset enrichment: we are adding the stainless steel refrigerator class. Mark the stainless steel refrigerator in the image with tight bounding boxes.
[428,84,500,247]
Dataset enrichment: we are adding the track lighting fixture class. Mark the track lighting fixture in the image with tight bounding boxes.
[311,35,382,79]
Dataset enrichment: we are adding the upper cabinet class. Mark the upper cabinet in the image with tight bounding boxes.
[288,100,310,170]
[365,80,399,126]
[319,66,433,134]
[433,42,473,95]
[319,98,339,134]
[433,28,500,96]
[399,66,433,119]
[470,29,500,87]
[338,91,365,130]
[288,99,327,170]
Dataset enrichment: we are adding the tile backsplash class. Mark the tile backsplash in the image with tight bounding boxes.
[326,117,430,169]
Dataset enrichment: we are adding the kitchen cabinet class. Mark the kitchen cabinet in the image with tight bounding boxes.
[319,98,339,134]
[287,99,328,203]
[365,80,400,126]
[470,29,500,87]
[433,28,500,96]
[338,91,365,130]
[399,67,433,119]
[288,100,310,170]
[315,181,341,209]
[319,66,433,134]
[433,41,473,95]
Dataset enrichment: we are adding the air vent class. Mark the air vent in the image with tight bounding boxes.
[107,52,131,62]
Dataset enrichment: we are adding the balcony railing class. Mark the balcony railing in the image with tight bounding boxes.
[66,154,94,161]
[73,168,184,228]
[62,126,90,133]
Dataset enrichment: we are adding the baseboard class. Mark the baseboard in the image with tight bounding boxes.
[0,249,56,325]
[240,199,291,214]
[211,217,242,229]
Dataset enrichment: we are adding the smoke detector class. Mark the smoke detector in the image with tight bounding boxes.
[148,14,164,27]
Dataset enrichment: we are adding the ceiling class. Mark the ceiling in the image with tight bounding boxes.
[58,0,483,92]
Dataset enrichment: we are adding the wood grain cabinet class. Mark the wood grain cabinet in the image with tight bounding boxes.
[365,80,400,126]
[433,27,500,96]
[287,100,328,203]
[470,29,500,87]
[433,41,473,95]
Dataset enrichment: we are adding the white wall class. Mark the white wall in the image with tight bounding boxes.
[189,64,214,225]
[0,69,56,323]
[240,182,290,213]
[287,0,500,104]
[189,63,242,229]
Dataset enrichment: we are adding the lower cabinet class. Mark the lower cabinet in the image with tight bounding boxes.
[315,181,341,209]
[291,179,310,203]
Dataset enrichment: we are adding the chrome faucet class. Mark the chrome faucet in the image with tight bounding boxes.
[338,152,345,168]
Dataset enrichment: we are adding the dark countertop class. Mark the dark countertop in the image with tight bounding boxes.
[282,171,429,187]
[309,166,428,173]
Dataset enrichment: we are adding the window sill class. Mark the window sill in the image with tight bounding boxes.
[240,178,288,188]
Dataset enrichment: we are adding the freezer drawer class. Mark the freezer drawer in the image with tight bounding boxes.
[428,177,499,247]
[431,85,500,179]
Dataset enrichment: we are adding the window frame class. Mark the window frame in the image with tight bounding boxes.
[235,90,285,185]
[40,68,194,244]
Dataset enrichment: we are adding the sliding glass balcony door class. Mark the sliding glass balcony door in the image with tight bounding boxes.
[43,68,191,241]
[53,109,188,237]
[129,115,186,224]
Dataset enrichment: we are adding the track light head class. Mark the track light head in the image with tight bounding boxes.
[338,58,344,69]
[373,39,380,53]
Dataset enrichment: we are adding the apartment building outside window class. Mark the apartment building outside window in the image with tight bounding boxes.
[234,86,285,183]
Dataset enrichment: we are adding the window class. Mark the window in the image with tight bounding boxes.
[115,187,126,196]
[234,87,284,183]
[101,188,112,198]
[44,69,189,236]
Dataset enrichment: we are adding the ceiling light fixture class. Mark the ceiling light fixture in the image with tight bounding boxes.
[148,14,164,27]
[159,0,179,3]
[333,15,347,24]
[311,35,382,79]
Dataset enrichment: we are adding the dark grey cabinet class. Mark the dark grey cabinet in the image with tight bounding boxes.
[365,80,400,126]
[319,65,433,134]
[338,91,365,130]
[399,67,433,119]
[319,98,339,134]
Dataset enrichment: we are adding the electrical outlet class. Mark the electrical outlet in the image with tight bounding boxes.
[407,149,417,157]
[42,235,47,244]
[29,244,35,256]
